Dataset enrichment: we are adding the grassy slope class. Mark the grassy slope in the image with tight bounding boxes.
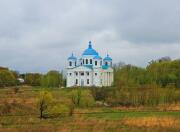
[0,86,179,132]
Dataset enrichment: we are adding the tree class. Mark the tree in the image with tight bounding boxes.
[70,88,95,108]
[158,56,171,62]
[37,91,53,119]
[71,88,82,107]
[0,70,16,87]
[41,70,63,88]
[147,60,180,88]
[91,87,109,102]
[114,65,150,87]
[175,69,180,88]
[25,73,42,86]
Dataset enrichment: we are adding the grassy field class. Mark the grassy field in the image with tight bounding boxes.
[0,86,180,132]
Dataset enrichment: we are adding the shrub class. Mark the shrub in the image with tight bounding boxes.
[163,87,176,104]
[70,88,95,108]
[48,104,69,117]
[37,91,54,119]
[90,87,109,102]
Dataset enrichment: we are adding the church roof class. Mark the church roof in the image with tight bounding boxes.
[103,54,112,61]
[68,53,77,60]
[82,41,99,56]
[102,65,109,70]
[93,55,102,59]
[84,65,93,69]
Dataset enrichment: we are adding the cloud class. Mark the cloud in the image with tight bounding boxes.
[0,0,180,72]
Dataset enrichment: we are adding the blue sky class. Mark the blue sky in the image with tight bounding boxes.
[0,0,180,73]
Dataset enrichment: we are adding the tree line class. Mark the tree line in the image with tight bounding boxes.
[0,57,179,88]
[0,67,64,88]
[0,67,17,87]
[114,57,180,88]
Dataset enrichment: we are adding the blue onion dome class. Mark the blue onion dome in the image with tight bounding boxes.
[93,55,102,59]
[103,54,112,61]
[82,41,99,56]
[68,53,77,60]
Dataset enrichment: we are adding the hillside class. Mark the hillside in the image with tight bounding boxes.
[0,86,179,132]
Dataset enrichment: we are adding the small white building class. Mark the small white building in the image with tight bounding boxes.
[66,41,113,87]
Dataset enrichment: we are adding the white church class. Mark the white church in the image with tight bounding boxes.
[66,41,114,87]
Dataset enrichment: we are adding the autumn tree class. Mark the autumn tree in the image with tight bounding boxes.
[25,73,42,86]
[0,69,16,87]
[37,91,53,119]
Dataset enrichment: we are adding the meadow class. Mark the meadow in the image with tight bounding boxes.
[0,86,179,132]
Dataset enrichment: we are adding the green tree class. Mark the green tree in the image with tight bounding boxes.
[114,65,150,87]
[70,88,95,108]
[71,88,82,107]
[25,73,42,86]
[0,70,16,87]
[37,91,53,119]
[41,70,63,88]
[147,59,180,88]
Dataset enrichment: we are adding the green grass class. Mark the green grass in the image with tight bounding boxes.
[85,111,180,120]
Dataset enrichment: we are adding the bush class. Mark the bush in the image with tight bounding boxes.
[48,104,69,117]
[106,85,168,107]
[80,90,95,107]
[90,87,109,102]
[70,88,95,108]
[163,86,176,104]
[37,91,54,118]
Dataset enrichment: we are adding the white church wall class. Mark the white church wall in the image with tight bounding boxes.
[93,68,102,87]
[82,55,94,65]
[93,59,102,68]
[67,70,75,87]
[101,68,114,87]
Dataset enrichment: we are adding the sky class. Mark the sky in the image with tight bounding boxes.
[0,0,180,73]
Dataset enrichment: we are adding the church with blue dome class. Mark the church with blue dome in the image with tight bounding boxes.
[66,41,114,87]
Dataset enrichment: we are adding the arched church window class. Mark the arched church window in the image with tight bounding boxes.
[86,59,88,64]
[81,72,84,76]
[69,61,72,66]
[90,59,92,64]
[105,62,108,66]
[95,61,97,66]
[75,72,78,76]
[87,79,89,84]
[76,79,78,85]
[83,59,84,64]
